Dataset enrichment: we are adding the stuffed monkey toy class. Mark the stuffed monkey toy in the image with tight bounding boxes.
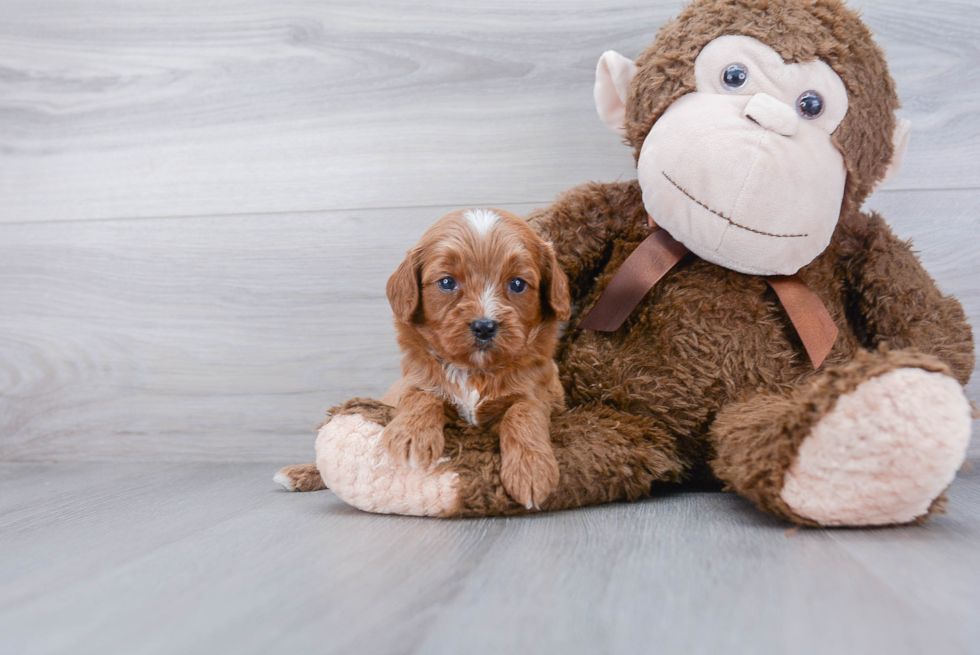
[280,0,975,526]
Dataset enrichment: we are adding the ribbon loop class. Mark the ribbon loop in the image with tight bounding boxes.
[579,226,838,369]
[579,229,689,332]
[765,275,839,369]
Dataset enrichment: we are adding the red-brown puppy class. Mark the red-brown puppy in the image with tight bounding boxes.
[382,208,570,509]
[275,208,570,508]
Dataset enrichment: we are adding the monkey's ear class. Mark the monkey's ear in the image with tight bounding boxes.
[541,243,571,322]
[386,249,421,323]
[875,118,912,190]
[594,50,638,137]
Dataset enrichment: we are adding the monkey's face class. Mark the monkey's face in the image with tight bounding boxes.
[637,36,849,276]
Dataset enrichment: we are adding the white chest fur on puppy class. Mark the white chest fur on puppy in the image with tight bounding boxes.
[596,35,911,276]
[438,360,482,426]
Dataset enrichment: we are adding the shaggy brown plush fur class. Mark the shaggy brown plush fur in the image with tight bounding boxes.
[282,0,974,524]
[428,178,971,518]
[384,169,972,518]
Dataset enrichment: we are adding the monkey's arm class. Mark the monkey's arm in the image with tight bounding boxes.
[840,211,974,385]
[527,180,650,304]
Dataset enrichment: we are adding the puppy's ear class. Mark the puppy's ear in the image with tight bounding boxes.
[386,248,422,322]
[541,243,571,322]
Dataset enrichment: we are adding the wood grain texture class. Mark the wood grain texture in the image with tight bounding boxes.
[0,0,977,224]
[0,203,526,462]
[1,190,977,462]
[0,462,977,655]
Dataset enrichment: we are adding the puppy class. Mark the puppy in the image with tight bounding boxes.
[275,208,570,509]
[381,208,570,508]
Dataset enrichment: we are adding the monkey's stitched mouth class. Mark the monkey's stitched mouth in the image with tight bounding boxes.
[661,172,808,239]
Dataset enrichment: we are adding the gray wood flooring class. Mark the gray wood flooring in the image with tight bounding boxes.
[1,1,979,652]
[1,463,978,655]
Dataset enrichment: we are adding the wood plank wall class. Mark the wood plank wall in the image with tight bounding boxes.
[1,0,977,461]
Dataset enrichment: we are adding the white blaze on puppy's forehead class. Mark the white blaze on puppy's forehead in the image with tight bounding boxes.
[462,208,500,237]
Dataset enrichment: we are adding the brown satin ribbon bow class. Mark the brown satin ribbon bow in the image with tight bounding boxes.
[579,227,839,369]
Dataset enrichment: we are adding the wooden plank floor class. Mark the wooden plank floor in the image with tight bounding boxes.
[0,462,978,655]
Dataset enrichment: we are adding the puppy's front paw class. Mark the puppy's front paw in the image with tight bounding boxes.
[382,417,445,469]
[500,447,560,510]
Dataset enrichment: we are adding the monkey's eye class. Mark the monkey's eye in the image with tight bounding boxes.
[508,278,527,294]
[797,91,824,119]
[437,277,458,292]
[721,63,749,90]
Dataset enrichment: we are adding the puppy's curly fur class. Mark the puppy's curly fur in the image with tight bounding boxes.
[277,208,571,509]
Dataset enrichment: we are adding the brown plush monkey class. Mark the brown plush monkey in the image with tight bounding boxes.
[281,0,974,527]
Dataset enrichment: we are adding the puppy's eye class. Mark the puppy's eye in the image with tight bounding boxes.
[508,278,527,294]
[722,63,749,90]
[437,277,458,292]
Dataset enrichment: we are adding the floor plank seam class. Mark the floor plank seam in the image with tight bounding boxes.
[2,187,978,228]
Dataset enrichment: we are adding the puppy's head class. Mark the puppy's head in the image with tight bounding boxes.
[386,208,570,370]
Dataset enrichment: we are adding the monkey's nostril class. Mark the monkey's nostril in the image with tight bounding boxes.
[470,319,498,341]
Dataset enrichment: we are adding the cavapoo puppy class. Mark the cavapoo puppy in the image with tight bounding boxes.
[276,208,571,509]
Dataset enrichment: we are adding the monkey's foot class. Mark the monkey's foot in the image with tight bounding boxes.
[315,400,461,517]
[780,368,972,526]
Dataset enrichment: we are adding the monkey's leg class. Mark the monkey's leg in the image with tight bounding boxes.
[710,349,972,527]
[313,398,686,517]
[452,405,686,516]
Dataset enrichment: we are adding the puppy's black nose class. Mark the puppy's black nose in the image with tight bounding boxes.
[470,318,498,342]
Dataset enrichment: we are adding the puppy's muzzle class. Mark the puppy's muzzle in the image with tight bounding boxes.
[470,318,499,347]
